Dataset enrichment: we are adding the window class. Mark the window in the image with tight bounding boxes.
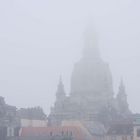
[70,131,73,136]
[137,129,140,137]
[50,132,53,136]
[111,136,116,140]
[61,131,64,136]
[122,136,127,140]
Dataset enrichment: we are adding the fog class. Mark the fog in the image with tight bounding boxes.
[0,0,140,114]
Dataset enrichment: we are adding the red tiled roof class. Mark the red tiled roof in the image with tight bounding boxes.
[20,126,94,140]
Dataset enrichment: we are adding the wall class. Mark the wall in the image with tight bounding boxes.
[105,135,132,140]
[20,119,47,127]
[134,126,140,140]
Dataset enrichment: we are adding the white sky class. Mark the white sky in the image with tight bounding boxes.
[0,0,140,114]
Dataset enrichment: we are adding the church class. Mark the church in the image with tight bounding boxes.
[48,26,131,134]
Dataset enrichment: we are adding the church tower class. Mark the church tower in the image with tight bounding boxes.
[70,26,114,108]
[56,76,66,102]
[48,77,66,126]
[116,79,130,114]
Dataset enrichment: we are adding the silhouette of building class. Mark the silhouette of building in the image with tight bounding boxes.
[0,96,20,139]
[48,26,131,135]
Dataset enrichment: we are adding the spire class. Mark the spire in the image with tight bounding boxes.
[118,78,126,96]
[83,23,100,59]
[56,76,66,101]
[117,78,129,113]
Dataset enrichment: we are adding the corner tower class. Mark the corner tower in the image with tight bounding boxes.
[56,76,66,102]
[116,79,130,114]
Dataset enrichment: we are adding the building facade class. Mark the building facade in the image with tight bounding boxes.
[0,96,20,139]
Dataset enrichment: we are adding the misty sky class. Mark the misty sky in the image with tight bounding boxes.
[0,0,140,114]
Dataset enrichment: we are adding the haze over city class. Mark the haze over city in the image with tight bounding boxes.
[0,0,140,114]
